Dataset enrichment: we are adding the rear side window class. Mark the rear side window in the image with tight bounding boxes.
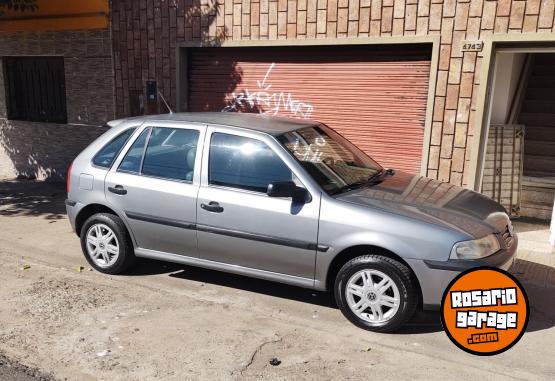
[142,127,200,181]
[92,128,136,168]
[118,128,150,173]
[208,133,292,193]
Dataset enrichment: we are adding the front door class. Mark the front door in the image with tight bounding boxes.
[196,127,320,280]
[105,123,204,257]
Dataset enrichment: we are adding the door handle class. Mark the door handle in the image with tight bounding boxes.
[108,185,127,195]
[201,201,224,213]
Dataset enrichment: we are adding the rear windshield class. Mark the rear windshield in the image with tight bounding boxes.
[92,128,136,168]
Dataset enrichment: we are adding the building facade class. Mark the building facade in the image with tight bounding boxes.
[110,0,555,192]
[1,0,555,221]
[0,0,113,180]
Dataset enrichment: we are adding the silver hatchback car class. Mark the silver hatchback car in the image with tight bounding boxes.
[66,113,517,332]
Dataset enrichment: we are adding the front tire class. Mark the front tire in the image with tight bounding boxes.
[334,255,418,332]
[80,213,135,274]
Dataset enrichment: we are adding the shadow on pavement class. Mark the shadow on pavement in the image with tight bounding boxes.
[0,351,53,381]
[0,180,66,220]
[166,260,337,309]
[128,258,555,334]
[395,311,443,334]
[512,259,555,333]
[128,258,444,334]
[125,258,186,276]
[513,218,551,233]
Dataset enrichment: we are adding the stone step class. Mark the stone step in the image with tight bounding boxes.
[522,100,555,113]
[523,155,555,175]
[521,185,555,206]
[522,126,555,141]
[524,140,555,156]
[519,205,553,220]
[519,113,555,127]
[524,87,555,101]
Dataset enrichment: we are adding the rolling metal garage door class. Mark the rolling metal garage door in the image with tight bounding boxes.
[188,45,431,173]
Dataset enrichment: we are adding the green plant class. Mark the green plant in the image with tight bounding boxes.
[0,0,38,16]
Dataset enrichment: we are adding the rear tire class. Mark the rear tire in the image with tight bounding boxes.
[80,213,135,274]
[334,255,418,332]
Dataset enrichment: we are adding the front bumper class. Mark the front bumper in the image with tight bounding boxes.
[406,235,518,309]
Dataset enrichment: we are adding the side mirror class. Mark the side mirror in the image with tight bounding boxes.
[267,181,311,203]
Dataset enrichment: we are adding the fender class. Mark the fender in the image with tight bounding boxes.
[313,230,424,290]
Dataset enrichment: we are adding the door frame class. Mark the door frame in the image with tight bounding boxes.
[195,123,323,282]
[199,123,321,196]
[469,33,555,192]
[176,35,440,177]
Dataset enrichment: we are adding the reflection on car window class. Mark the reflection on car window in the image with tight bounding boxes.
[277,125,382,195]
[118,128,149,173]
[142,127,199,181]
[209,133,292,193]
[92,128,135,168]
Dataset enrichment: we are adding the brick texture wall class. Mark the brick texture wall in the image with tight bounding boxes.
[0,29,114,180]
[112,0,555,187]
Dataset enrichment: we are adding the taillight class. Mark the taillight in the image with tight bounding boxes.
[67,163,73,194]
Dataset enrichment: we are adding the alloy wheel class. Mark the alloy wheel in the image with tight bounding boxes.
[85,223,120,268]
[345,269,401,324]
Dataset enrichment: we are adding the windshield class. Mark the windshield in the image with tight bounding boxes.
[277,125,383,195]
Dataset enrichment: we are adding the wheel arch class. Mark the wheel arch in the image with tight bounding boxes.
[75,204,124,237]
[325,245,423,306]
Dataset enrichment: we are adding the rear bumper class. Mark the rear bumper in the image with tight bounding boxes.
[65,199,81,233]
[407,235,518,309]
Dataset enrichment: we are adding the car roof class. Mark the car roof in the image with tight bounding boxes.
[110,112,317,136]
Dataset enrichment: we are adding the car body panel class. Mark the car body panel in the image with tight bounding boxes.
[66,120,143,238]
[407,234,517,307]
[134,247,316,289]
[335,171,509,238]
[104,122,205,256]
[195,125,322,280]
[313,193,468,290]
[105,171,199,256]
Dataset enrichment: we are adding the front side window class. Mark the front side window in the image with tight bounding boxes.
[209,133,293,193]
[92,128,136,168]
[142,127,199,181]
[277,125,382,195]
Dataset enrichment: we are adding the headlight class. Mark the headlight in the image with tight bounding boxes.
[450,234,500,260]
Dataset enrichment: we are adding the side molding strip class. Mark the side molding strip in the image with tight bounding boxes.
[125,211,196,230]
[125,211,329,252]
[196,224,329,252]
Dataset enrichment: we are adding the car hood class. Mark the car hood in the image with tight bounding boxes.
[334,171,509,238]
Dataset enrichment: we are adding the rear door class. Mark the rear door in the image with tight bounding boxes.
[196,126,321,280]
[105,122,205,256]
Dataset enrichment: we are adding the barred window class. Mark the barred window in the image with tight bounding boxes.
[3,56,67,123]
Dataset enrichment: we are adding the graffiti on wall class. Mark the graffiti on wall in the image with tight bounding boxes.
[222,63,314,119]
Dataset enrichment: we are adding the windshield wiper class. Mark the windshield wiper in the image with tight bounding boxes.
[332,181,368,195]
[367,169,385,182]
[332,168,395,195]
[331,170,383,195]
